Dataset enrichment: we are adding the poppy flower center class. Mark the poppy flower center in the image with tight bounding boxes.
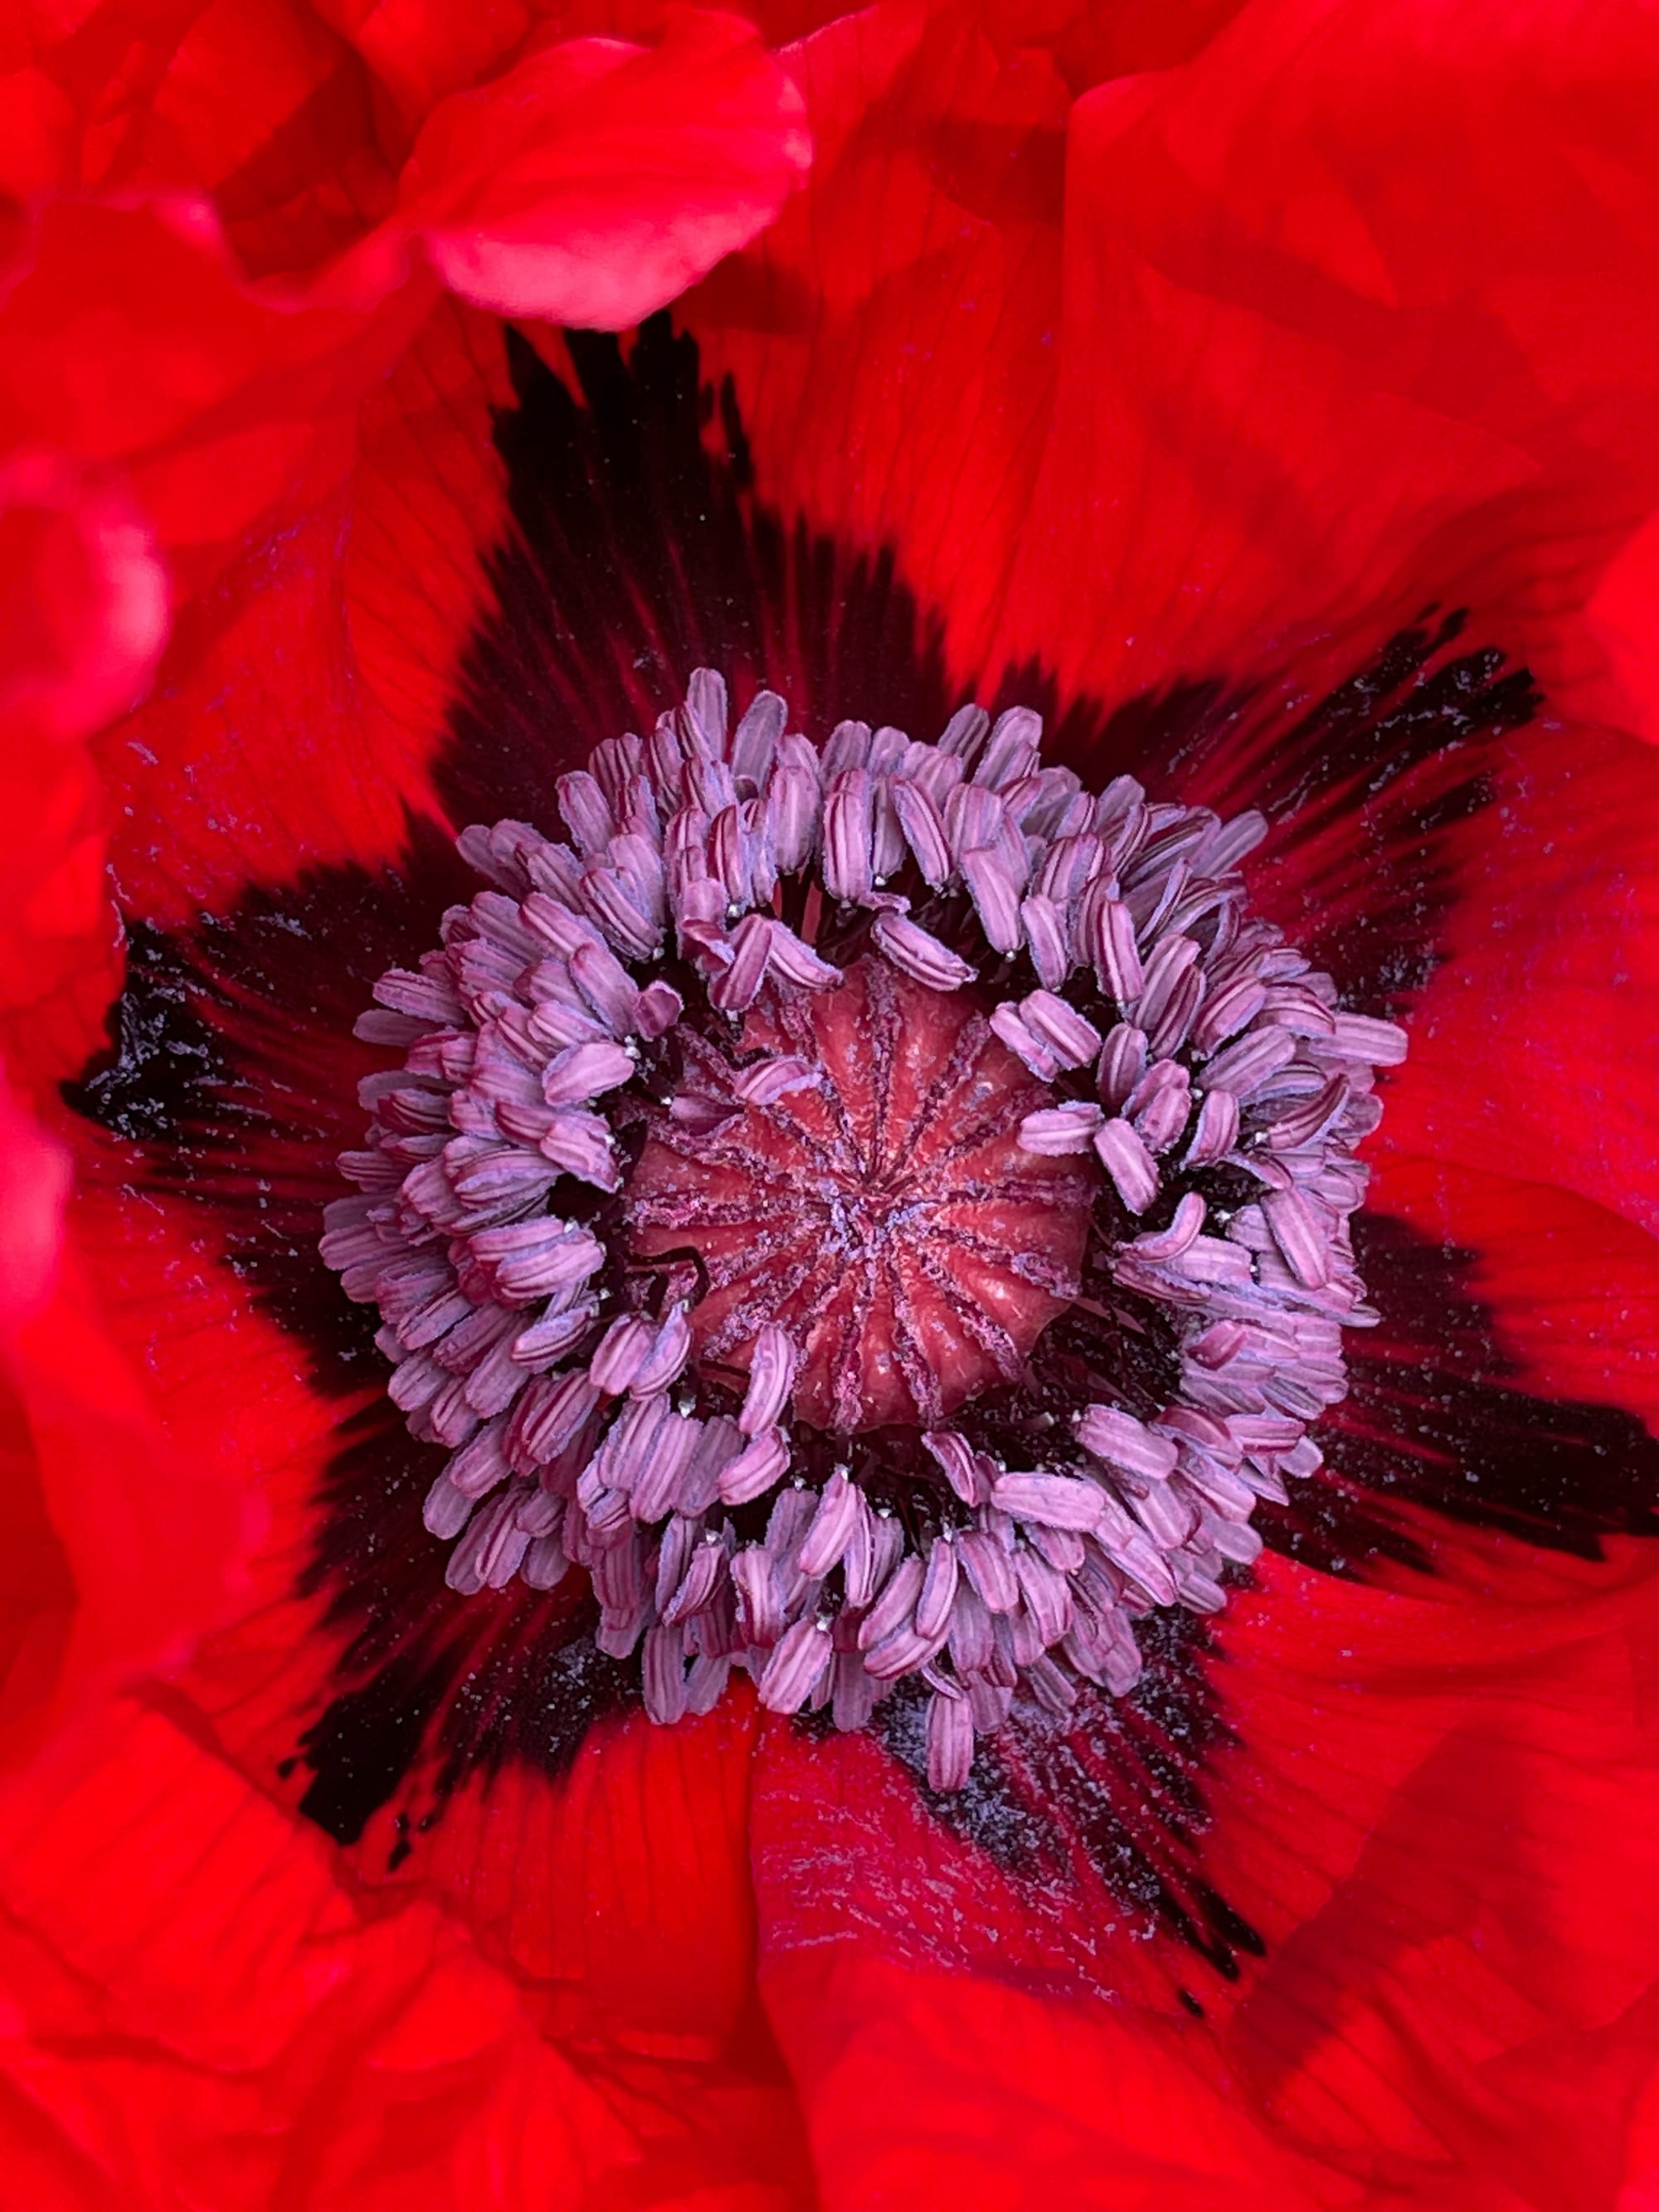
[625,956,1092,1432]
[323,672,1405,1788]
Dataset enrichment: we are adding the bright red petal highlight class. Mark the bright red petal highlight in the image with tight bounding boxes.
[0,1080,71,1333]
[0,473,163,742]
[397,10,810,325]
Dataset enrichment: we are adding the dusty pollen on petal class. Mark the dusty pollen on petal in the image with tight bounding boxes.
[625,959,1094,1431]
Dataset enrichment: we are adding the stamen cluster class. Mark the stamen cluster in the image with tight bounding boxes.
[323,673,1404,1787]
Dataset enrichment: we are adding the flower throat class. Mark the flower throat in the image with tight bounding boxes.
[323,673,1403,1790]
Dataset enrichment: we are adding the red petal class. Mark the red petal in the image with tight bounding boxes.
[94,297,510,926]
[396,10,810,325]
[1378,721,1659,1254]
[0,196,435,562]
[693,0,1659,735]
[1373,1154,1659,1436]
[759,1947,1325,2209]
[687,4,1073,682]
[986,0,1659,714]
[0,1704,657,2206]
[0,455,166,1090]
[0,455,166,741]
[745,1534,1659,2198]
[8,0,394,278]
[0,1084,257,1749]
[13,1153,812,2195]
[1588,507,1659,746]
[1204,1543,1659,2203]
[313,0,529,125]
[0,1079,70,1335]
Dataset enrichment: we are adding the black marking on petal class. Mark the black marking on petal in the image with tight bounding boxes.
[437,317,956,837]
[878,1607,1264,1981]
[68,921,229,1147]
[996,610,1538,1020]
[67,819,472,1388]
[1258,1213,1659,1573]
[295,1396,635,1845]
[1250,615,1540,1014]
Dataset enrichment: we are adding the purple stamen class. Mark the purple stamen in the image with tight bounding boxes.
[326,672,1403,1791]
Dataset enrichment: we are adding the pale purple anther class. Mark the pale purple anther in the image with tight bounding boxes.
[732,1054,819,1106]
[915,1536,960,1641]
[1077,1403,1180,1480]
[956,1528,1020,1612]
[1262,1185,1333,1288]
[926,1686,975,1791]
[1131,1190,1207,1262]
[990,1472,1106,1531]
[642,1623,689,1723]
[1090,896,1144,999]
[988,1003,1062,1080]
[636,979,684,1038]
[660,1539,726,1626]
[766,739,821,872]
[1018,1102,1104,1155]
[740,1325,800,1437]
[1019,892,1071,989]
[890,778,952,887]
[871,910,977,991]
[766,921,841,989]
[1092,1116,1160,1213]
[542,1038,635,1106]
[710,912,775,1013]
[630,1305,693,1396]
[732,689,786,785]
[718,1425,791,1505]
[1184,1086,1240,1167]
[757,1617,833,1714]
[538,1111,620,1189]
[823,768,875,902]
[797,1467,861,1578]
[922,1429,993,1505]
[1330,1010,1408,1064]
[589,1314,659,1396]
[1129,1060,1193,1154]
[960,844,1024,954]
[732,1544,784,1644]
[857,1553,925,1650]
[472,1218,603,1300]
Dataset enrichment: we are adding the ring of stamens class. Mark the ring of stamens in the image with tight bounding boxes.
[323,672,1404,1788]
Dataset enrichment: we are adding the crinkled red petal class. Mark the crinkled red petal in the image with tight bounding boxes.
[0,1699,813,2207]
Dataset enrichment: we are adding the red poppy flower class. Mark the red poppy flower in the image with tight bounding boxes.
[6,0,1659,2205]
